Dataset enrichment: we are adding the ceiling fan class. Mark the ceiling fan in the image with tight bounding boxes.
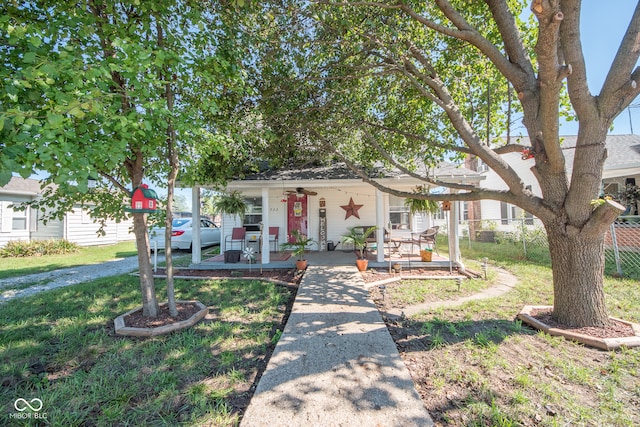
[285,187,318,196]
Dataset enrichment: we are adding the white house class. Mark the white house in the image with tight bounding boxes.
[0,176,135,247]
[466,134,640,232]
[189,162,483,266]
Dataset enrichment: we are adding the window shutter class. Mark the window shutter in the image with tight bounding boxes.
[1,201,14,233]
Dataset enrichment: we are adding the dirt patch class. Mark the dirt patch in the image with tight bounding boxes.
[369,287,640,425]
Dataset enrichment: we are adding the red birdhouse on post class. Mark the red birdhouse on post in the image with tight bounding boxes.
[127,184,158,213]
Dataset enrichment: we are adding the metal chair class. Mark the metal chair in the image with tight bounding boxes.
[225,227,246,251]
[268,227,279,252]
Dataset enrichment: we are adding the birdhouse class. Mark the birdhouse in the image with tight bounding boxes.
[441,201,451,211]
[128,184,158,213]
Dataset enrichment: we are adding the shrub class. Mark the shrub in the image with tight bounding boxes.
[0,239,80,257]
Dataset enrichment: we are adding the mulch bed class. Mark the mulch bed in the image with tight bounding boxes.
[124,302,202,329]
[530,308,636,339]
[152,268,302,285]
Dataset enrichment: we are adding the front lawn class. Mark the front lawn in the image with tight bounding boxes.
[0,274,292,426]
[0,241,139,280]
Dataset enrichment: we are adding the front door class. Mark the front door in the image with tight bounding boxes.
[287,193,308,243]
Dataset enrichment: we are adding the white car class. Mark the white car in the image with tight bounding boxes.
[149,218,220,251]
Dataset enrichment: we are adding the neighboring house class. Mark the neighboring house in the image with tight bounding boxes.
[189,162,483,265]
[465,134,640,233]
[0,176,135,247]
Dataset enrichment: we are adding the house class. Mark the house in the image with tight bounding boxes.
[465,134,640,233]
[188,162,483,267]
[0,176,135,247]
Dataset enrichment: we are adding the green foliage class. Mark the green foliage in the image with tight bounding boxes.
[0,239,79,257]
[341,226,377,259]
[281,230,315,260]
[0,1,247,218]
[211,190,247,219]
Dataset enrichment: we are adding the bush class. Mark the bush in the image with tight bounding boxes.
[0,239,80,257]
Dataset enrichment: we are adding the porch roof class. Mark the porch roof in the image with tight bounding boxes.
[227,161,483,189]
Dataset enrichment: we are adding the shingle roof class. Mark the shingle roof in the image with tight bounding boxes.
[512,134,640,171]
[0,176,43,195]
[239,161,480,182]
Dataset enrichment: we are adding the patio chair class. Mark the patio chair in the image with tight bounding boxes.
[411,226,439,254]
[225,227,246,251]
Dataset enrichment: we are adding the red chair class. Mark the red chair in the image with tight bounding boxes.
[225,227,246,251]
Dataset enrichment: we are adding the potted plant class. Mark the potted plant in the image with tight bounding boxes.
[281,230,315,270]
[420,246,433,262]
[342,226,377,271]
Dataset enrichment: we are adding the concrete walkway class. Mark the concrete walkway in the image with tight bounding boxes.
[240,265,433,427]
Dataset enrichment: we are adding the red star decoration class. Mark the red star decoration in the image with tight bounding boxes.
[341,197,363,219]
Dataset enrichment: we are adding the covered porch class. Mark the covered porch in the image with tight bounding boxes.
[187,162,482,271]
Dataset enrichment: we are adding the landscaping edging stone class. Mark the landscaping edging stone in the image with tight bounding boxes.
[517,305,640,351]
[114,300,207,337]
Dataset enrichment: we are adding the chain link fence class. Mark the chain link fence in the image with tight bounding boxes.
[447,217,640,280]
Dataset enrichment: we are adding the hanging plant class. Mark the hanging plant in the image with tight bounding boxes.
[211,190,247,219]
[404,185,440,216]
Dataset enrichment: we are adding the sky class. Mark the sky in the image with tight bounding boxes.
[564,1,640,135]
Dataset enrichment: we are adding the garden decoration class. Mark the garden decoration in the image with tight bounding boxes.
[243,247,256,272]
[127,184,158,213]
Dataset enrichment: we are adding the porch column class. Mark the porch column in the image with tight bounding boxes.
[261,187,270,264]
[191,186,201,265]
[448,198,464,271]
[376,189,385,262]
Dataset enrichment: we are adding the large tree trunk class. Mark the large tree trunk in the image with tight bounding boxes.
[132,213,159,317]
[545,222,610,328]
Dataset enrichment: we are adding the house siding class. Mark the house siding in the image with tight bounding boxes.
[63,207,135,246]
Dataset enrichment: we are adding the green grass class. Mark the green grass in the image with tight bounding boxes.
[0,274,291,426]
[0,241,138,280]
[399,236,640,426]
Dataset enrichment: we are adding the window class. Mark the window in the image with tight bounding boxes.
[477,158,489,173]
[462,202,469,221]
[12,207,27,231]
[500,202,509,225]
[389,195,410,229]
[243,197,262,231]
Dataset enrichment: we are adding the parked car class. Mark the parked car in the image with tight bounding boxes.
[149,218,220,250]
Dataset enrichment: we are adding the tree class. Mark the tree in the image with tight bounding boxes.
[1,1,245,317]
[258,1,640,327]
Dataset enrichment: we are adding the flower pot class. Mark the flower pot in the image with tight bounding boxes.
[355,259,369,271]
[224,250,242,263]
[420,250,433,262]
[296,259,308,270]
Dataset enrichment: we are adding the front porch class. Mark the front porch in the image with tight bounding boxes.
[189,247,453,270]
